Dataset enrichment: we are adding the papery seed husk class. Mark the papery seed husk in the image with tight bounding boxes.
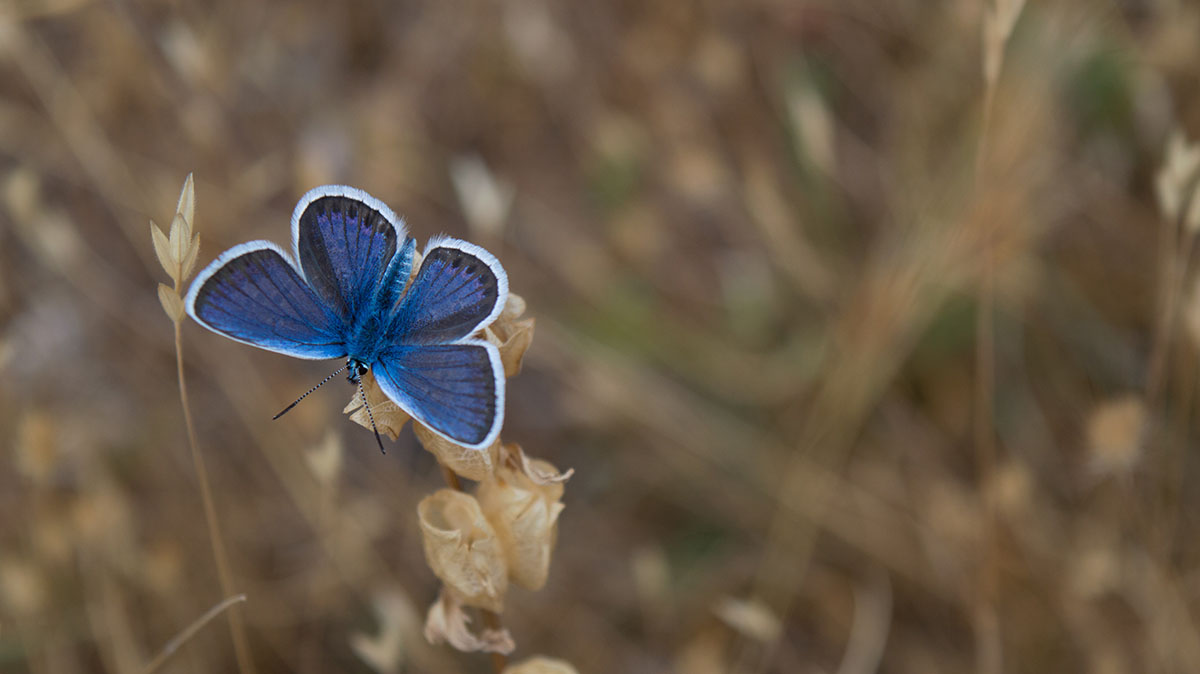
[169,212,190,267]
[414,422,498,481]
[424,589,515,654]
[181,234,201,281]
[418,490,508,612]
[151,222,176,280]
[175,173,195,233]
[344,371,410,440]
[158,284,185,322]
[478,452,567,591]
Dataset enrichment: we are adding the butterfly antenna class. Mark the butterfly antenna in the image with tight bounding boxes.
[358,381,387,454]
[273,364,347,420]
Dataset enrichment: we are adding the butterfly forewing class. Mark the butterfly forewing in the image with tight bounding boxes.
[186,243,347,359]
[296,190,401,321]
[372,341,504,448]
[388,239,508,345]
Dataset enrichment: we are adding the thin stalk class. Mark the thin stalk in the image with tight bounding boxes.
[141,594,247,674]
[436,459,507,673]
[174,316,255,674]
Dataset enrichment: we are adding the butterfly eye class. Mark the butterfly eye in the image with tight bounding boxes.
[356,362,369,377]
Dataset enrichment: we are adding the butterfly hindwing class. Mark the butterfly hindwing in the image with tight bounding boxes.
[185,242,347,359]
[372,341,504,449]
[293,186,404,321]
[388,238,509,345]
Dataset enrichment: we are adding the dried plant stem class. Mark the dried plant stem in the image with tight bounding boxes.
[481,611,509,673]
[436,459,508,673]
[141,594,248,674]
[1146,229,1196,409]
[1147,226,1197,559]
[972,3,1016,671]
[174,319,255,674]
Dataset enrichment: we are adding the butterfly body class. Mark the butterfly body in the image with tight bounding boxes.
[185,185,508,450]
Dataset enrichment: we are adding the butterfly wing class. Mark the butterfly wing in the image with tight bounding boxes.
[372,340,505,449]
[387,237,509,345]
[292,185,407,321]
[185,242,347,359]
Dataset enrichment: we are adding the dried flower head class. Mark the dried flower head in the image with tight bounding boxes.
[424,589,515,654]
[477,445,568,590]
[502,656,580,674]
[151,173,200,322]
[418,489,508,612]
[484,293,536,377]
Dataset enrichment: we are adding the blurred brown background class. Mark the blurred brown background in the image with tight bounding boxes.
[3,0,1199,672]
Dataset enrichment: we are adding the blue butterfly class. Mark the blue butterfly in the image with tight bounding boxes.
[184,185,508,452]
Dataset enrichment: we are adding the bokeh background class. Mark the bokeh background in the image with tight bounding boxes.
[3,0,1200,672]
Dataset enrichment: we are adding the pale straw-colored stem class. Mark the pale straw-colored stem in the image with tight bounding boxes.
[174,314,255,674]
[972,42,1004,674]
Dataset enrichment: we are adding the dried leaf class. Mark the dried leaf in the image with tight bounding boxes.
[418,490,508,612]
[424,589,515,654]
[158,283,185,322]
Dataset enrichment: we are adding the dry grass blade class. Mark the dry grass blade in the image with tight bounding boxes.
[140,594,247,674]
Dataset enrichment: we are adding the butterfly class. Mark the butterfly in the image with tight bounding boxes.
[184,185,508,452]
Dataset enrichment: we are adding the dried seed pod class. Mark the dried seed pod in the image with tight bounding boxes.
[502,656,579,674]
[478,447,567,590]
[414,422,499,482]
[418,489,508,612]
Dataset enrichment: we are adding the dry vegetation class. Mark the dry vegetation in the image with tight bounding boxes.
[2,0,1199,672]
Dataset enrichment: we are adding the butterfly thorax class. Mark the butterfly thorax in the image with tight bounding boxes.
[343,310,389,374]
